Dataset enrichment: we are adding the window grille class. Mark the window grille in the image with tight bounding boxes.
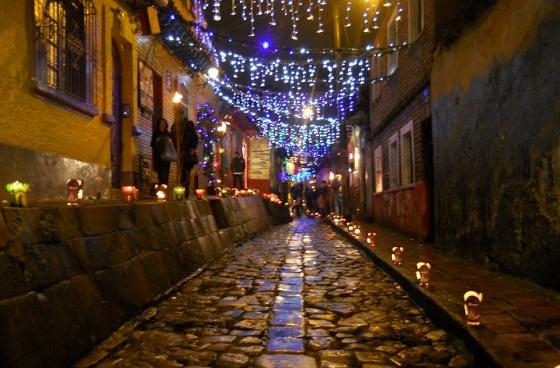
[34,0,96,104]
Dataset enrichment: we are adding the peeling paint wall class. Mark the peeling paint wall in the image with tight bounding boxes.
[431,0,560,290]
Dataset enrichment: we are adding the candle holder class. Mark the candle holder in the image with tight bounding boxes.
[66,179,83,206]
[173,186,186,200]
[416,262,431,288]
[464,291,483,326]
[367,232,376,246]
[121,186,138,203]
[195,189,205,200]
[392,247,404,266]
[155,184,167,201]
[5,181,30,207]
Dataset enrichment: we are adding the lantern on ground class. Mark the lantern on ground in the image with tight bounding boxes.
[155,184,167,200]
[392,247,404,266]
[464,291,483,326]
[121,186,138,203]
[195,189,205,200]
[66,179,83,205]
[5,181,30,207]
[173,186,186,200]
[354,227,361,236]
[416,262,431,288]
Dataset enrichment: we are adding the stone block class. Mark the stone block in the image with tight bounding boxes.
[161,221,179,247]
[67,236,111,272]
[209,198,229,229]
[23,242,81,289]
[146,226,170,250]
[174,239,204,271]
[0,252,31,299]
[180,219,196,240]
[190,218,205,237]
[218,228,233,249]
[139,251,173,296]
[173,221,186,244]
[201,215,218,233]
[94,258,154,314]
[150,203,170,225]
[124,228,151,251]
[209,231,225,255]
[113,205,134,230]
[184,201,197,219]
[0,212,7,248]
[197,235,216,261]
[0,276,121,368]
[101,232,136,265]
[131,204,154,227]
[77,206,117,236]
[166,201,181,221]
[161,250,186,284]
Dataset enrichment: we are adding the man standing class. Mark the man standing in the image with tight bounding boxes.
[231,151,245,189]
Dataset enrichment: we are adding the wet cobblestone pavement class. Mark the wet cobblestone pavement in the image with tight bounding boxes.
[77,219,472,368]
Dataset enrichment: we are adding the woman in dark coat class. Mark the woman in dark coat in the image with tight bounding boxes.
[174,118,199,192]
[151,118,172,185]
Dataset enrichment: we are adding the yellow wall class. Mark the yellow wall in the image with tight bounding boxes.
[431,0,555,99]
[0,0,138,170]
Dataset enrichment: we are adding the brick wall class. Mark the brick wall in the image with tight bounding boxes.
[369,0,436,132]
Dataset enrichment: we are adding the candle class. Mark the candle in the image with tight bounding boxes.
[416,262,431,287]
[121,186,138,203]
[367,232,377,246]
[173,186,186,200]
[392,247,404,266]
[195,189,205,200]
[464,291,483,326]
[155,184,167,201]
[66,179,83,205]
[5,181,30,207]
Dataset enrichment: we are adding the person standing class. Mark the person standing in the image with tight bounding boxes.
[151,118,172,185]
[290,182,303,217]
[173,118,199,193]
[332,174,343,216]
[231,151,245,189]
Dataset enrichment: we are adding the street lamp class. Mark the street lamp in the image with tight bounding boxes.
[172,91,183,104]
[302,105,313,119]
[207,66,219,79]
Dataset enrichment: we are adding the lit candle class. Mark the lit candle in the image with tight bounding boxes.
[155,184,167,201]
[121,186,138,203]
[354,227,361,236]
[391,247,404,266]
[195,189,205,200]
[5,181,30,207]
[66,179,84,206]
[173,186,186,200]
[367,232,377,246]
[464,291,483,326]
[416,262,431,287]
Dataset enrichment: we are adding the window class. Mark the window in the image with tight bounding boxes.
[34,0,96,111]
[374,146,383,192]
[388,133,399,188]
[409,0,424,42]
[400,121,414,185]
[387,7,400,75]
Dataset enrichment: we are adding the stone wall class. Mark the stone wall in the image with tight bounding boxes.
[0,196,278,367]
[431,0,560,290]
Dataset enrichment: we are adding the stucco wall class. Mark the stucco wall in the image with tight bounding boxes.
[431,0,560,290]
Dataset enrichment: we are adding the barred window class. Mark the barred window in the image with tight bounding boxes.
[34,0,96,112]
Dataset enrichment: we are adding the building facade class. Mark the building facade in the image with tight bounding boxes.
[0,0,222,202]
[367,0,435,240]
[431,0,560,290]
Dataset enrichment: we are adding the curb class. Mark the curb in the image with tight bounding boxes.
[326,218,500,368]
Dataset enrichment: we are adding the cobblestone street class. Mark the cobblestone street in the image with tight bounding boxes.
[78,219,472,368]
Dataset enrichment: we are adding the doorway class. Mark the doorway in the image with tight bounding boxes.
[111,44,122,188]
